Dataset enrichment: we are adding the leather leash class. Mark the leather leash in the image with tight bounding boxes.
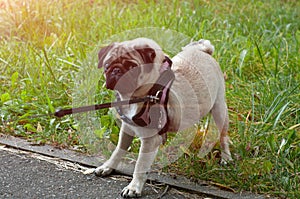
[53,94,160,118]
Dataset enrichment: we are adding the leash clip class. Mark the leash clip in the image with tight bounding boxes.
[148,90,163,103]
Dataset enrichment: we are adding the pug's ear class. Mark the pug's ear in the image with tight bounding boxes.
[135,46,156,64]
[98,44,115,68]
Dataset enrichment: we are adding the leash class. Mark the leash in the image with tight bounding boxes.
[53,94,160,118]
[23,57,175,121]
[17,95,160,121]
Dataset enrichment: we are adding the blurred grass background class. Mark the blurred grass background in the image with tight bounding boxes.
[0,0,299,198]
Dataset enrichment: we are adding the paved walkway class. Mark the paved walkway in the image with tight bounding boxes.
[0,147,202,199]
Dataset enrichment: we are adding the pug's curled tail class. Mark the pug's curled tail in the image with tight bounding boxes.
[182,39,214,55]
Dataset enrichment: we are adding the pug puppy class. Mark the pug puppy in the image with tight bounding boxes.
[95,38,232,198]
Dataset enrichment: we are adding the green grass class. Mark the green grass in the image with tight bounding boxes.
[0,0,299,198]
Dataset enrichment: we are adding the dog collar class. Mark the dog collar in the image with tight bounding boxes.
[116,57,174,137]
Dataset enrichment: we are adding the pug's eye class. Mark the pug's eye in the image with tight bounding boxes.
[104,63,109,72]
[123,61,137,70]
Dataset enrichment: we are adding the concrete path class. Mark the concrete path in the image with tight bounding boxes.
[0,147,202,199]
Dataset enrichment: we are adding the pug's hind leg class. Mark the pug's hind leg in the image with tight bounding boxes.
[211,100,232,164]
[95,126,134,177]
[121,134,162,198]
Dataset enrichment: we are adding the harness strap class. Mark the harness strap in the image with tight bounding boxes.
[132,68,174,133]
[116,57,175,136]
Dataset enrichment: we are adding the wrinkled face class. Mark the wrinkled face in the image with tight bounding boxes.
[98,38,164,94]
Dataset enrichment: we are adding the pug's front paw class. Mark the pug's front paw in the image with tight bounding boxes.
[121,186,142,198]
[94,165,113,177]
[121,178,145,198]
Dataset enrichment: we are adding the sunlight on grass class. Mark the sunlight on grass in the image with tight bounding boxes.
[0,0,299,198]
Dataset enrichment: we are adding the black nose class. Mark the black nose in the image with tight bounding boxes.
[112,67,123,76]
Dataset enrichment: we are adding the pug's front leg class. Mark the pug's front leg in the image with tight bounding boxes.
[95,127,134,177]
[121,134,162,198]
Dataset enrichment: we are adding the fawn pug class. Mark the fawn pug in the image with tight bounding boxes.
[95,38,232,198]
